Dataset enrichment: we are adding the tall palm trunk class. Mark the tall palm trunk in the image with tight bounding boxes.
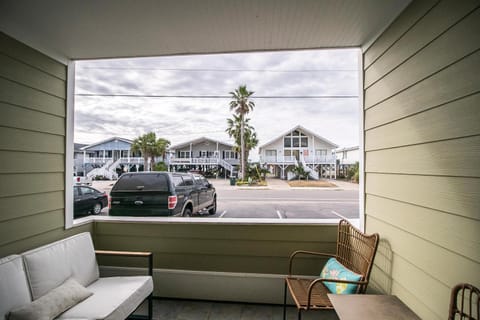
[143,154,149,172]
[240,114,245,179]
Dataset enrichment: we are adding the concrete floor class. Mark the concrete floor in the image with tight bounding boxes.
[142,299,339,320]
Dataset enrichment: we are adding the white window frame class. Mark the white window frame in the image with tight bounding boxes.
[224,151,236,159]
[66,48,365,231]
[178,151,191,158]
[65,61,75,229]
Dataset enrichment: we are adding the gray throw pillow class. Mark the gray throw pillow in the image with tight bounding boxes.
[8,278,92,320]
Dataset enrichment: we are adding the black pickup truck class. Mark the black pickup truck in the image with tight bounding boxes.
[109,172,216,217]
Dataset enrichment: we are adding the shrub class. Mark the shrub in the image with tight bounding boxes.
[153,162,168,171]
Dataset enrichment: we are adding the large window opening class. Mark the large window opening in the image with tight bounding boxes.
[70,49,361,225]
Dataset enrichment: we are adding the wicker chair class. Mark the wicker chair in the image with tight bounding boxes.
[448,283,479,320]
[283,219,379,320]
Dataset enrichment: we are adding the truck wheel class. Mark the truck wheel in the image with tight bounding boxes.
[208,198,217,215]
[182,207,192,217]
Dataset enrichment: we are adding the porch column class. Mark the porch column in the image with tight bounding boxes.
[82,151,86,174]
[312,136,315,167]
[190,143,192,163]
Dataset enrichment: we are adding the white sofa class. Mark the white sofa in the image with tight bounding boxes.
[0,232,153,320]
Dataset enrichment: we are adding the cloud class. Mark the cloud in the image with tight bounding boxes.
[74,49,361,157]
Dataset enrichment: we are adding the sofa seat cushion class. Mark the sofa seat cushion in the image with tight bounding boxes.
[56,276,153,320]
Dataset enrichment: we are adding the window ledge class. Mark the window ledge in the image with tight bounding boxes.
[73,215,360,227]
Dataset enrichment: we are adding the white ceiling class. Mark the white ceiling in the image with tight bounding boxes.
[0,0,411,62]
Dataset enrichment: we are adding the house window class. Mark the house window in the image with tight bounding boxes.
[224,151,236,159]
[316,149,327,160]
[292,137,300,147]
[178,151,191,158]
[301,137,308,147]
[284,137,291,147]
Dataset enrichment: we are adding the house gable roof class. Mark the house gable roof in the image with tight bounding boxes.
[169,137,234,150]
[80,137,133,150]
[259,125,338,149]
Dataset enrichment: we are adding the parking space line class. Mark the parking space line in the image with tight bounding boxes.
[219,210,227,218]
[276,210,283,219]
[331,210,348,220]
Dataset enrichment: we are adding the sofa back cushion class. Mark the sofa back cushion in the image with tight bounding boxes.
[22,232,99,300]
[0,255,32,320]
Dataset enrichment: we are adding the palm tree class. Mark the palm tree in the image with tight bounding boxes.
[244,129,259,165]
[131,132,170,171]
[226,115,258,177]
[150,137,170,169]
[229,85,255,179]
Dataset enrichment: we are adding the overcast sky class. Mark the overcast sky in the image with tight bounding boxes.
[74,48,360,158]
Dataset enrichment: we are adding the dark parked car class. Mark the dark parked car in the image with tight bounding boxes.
[74,185,108,218]
[109,172,216,217]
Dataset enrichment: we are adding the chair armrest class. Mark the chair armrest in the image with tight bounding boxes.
[306,278,369,308]
[288,250,335,275]
[95,250,153,276]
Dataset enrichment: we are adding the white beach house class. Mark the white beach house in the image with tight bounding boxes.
[258,125,338,180]
[168,137,239,177]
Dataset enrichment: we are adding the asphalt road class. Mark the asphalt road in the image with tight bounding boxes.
[208,188,359,219]
[93,178,359,220]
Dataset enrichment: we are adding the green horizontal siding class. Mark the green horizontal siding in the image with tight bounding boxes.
[363,1,480,319]
[0,32,87,258]
[94,221,338,275]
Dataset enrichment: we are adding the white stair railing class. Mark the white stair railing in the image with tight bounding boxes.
[86,159,119,180]
[218,158,233,173]
[287,171,297,181]
[300,156,319,180]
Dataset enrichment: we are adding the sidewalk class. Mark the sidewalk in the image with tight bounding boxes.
[265,177,291,190]
[327,179,359,191]
[211,177,358,191]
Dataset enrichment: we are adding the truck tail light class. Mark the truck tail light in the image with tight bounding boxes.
[168,195,177,210]
[108,196,112,209]
[76,177,80,182]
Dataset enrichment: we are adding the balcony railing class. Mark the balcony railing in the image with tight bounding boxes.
[302,156,336,164]
[263,155,335,164]
[119,157,144,164]
[83,157,144,164]
[169,157,239,165]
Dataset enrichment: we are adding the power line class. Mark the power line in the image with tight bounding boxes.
[76,93,358,99]
[79,66,357,73]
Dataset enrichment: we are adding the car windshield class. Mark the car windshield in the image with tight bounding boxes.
[113,174,169,192]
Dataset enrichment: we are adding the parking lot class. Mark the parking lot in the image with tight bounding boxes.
[92,178,359,220]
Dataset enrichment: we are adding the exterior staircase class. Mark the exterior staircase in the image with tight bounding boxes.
[86,159,119,180]
[218,158,237,177]
[301,157,319,180]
